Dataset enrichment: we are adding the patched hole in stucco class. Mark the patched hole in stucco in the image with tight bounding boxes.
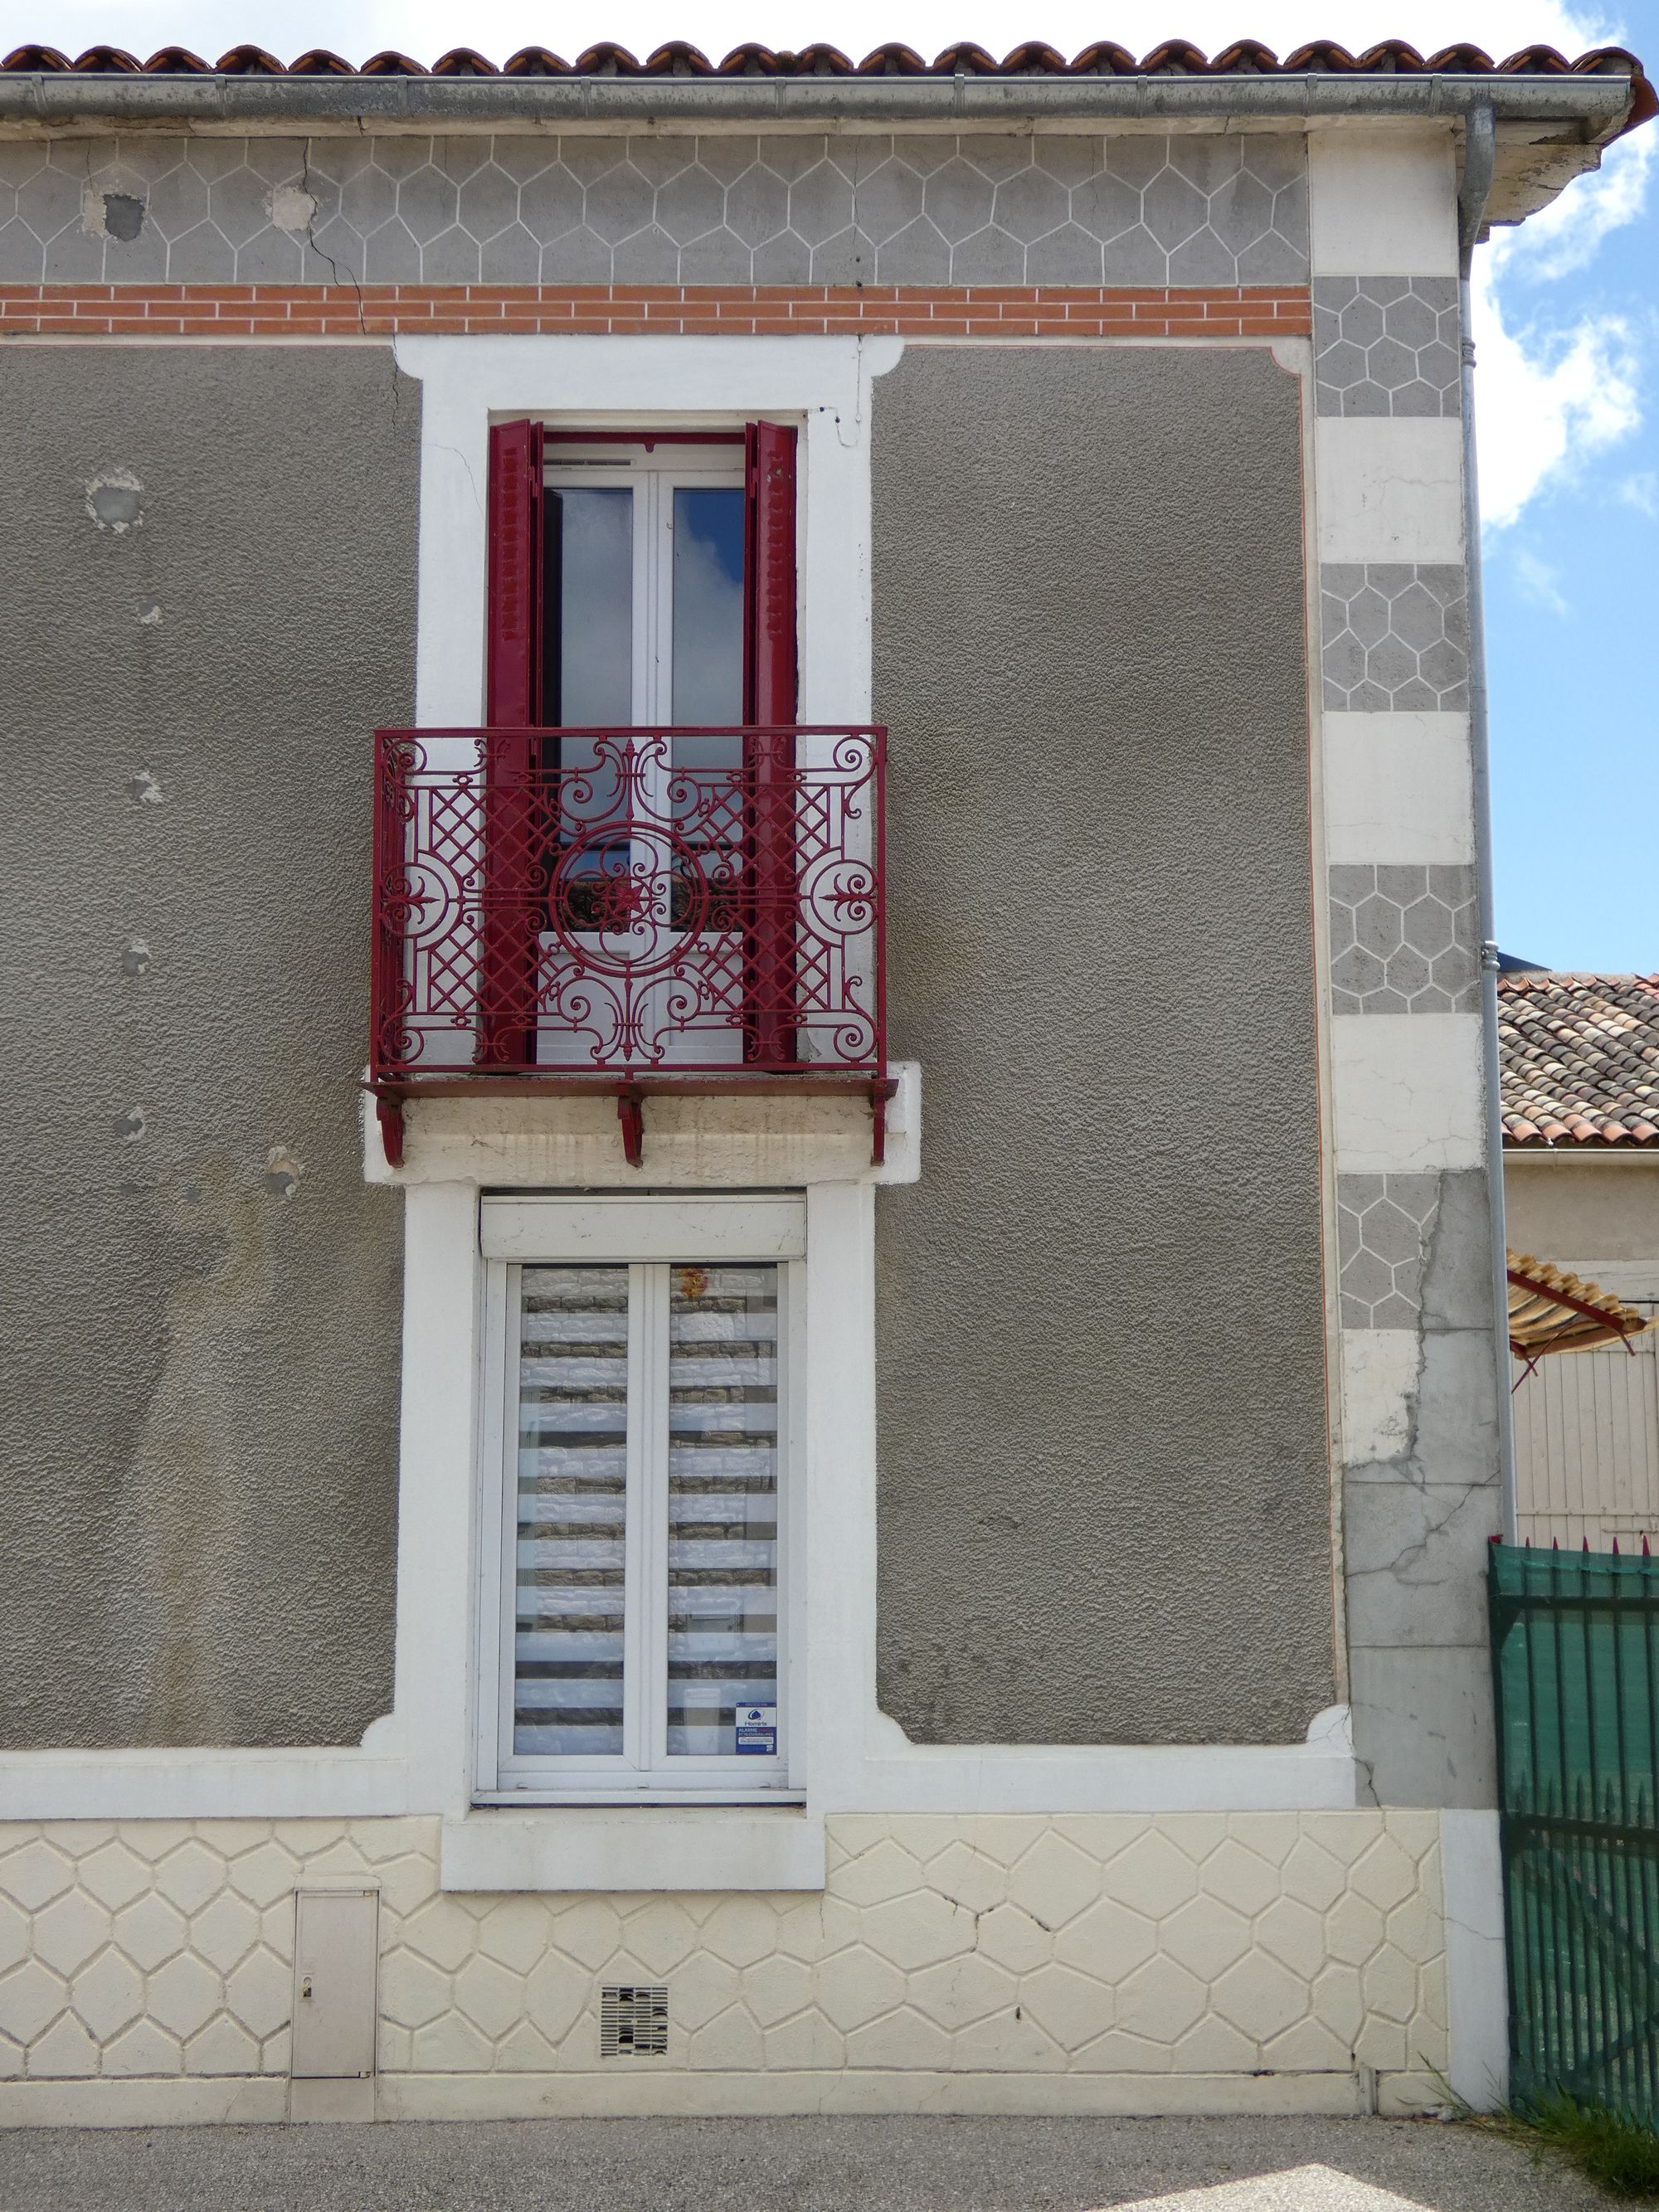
[120,937,151,978]
[128,769,163,805]
[113,1106,147,1143]
[87,470,144,534]
[103,191,145,241]
[138,602,163,628]
[268,182,318,235]
[80,181,148,241]
[263,1145,305,1200]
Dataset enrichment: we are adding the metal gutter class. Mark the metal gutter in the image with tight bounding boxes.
[0,69,1637,135]
[1457,103,1519,1539]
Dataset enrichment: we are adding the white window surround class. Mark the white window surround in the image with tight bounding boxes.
[401,332,902,732]
[475,1198,805,1801]
[0,333,1361,1830]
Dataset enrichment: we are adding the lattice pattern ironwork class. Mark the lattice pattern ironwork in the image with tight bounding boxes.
[372,725,884,1080]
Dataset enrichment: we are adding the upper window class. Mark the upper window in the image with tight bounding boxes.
[485,417,798,735]
[476,1197,803,1801]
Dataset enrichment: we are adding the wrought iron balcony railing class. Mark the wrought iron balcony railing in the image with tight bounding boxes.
[369,725,887,1165]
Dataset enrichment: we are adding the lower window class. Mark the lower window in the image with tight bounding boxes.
[477,1198,801,1798]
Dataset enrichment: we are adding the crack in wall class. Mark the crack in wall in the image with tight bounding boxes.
[1342,1169,1503,1806]
[300,137,366,341]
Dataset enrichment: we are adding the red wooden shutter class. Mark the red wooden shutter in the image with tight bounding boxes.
[744,422,798,1065]
[487,418,544,726]
[479,420,544,1067]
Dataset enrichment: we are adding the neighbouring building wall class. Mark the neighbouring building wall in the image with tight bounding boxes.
[870,342,1333,1747]
[1504,1157,1659,1270]
[0,346,416,1749]
[1505,1157,1659,1547]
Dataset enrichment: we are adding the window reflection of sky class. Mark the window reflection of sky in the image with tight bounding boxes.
[672,487,745,754]
[555,487,632,727]
[548,479,747,892]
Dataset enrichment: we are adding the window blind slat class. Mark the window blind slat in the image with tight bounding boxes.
[513,1266,629,1757]
[666,1264,780,1758]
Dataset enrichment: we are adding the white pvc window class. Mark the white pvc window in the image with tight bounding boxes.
[539,443,750,1074]
[476,1197,804,1800]
[545,440,746,731]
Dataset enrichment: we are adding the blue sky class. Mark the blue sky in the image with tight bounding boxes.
[7,0,1654,971]
[1470,0,1657,970]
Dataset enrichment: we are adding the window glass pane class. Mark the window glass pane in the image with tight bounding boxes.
[514,1266,630,1757]
[553,488,632,727]
[671,487,744,745]
[667,1263,780,1757]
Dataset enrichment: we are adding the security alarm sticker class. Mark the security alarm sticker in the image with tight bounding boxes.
[735,1704,777,1755]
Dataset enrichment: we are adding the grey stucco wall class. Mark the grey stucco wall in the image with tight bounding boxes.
[2,346,415,1748]
[871,343,1331,1745]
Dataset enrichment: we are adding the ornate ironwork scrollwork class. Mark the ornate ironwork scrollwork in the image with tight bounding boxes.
[371,725,885,1082]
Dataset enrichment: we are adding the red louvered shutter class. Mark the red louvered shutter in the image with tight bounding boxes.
[479,419,544,1067]
[744,421,798,1065]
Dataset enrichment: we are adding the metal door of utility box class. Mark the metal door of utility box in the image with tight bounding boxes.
[291,1889,378,2078]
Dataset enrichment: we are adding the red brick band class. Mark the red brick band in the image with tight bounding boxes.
[0,284,1311,341]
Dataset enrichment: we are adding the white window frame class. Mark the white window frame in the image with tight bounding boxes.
[474,1194,807,1805]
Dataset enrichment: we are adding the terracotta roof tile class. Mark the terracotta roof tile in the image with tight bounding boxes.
[1500,971,1659,1147]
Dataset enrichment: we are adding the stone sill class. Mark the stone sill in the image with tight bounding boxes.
[440,1806,828,1893]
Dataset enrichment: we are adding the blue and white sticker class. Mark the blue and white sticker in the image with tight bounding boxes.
[735,1704,778,1756]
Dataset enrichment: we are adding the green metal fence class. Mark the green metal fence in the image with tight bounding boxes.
[1490,1541,1659,2122]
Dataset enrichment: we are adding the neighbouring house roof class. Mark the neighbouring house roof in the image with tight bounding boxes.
[1508,1249,1655,1361]
[1501,972,1659,1148]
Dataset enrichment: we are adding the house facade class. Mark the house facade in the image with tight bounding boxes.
[1502,972,1659,1547]
[1,35,1651,2126]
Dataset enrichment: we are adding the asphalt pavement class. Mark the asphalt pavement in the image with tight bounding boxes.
[0,2114,1602,2212]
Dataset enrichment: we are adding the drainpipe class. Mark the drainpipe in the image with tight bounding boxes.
[1457,104,1516,1541]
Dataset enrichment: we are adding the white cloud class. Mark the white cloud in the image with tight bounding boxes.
[1621,471,1659,517]
[1473,118,1652,531]
[1510,545,1570,615]
[1491,128,1655,285]
[1473,276,1643,527]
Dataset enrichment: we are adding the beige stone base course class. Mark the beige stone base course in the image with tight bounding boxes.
[0,2069,1448,2127]
[0,1811,1448,2123]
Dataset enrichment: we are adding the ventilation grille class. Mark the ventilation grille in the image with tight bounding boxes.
[600,1983,669,2058]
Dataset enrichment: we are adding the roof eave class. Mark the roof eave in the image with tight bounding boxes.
[0,66,1637,137]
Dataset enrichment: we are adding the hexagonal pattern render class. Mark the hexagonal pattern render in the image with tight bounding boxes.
[0,133,1309,289]
[0,1813,1447,2107]
[1328,864,1480,1017]
[1320,566,1471,714]
[1312,279,1462,419]
[1336,1174,1443,1331]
